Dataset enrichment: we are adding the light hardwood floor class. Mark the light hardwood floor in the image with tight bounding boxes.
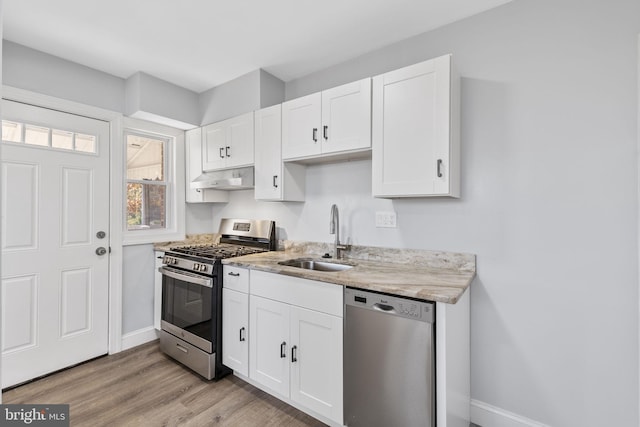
[3,340,326,427]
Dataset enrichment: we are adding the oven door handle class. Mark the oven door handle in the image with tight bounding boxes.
[159,266,213,288]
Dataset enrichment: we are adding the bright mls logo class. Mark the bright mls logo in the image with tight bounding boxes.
[0,405,69,426]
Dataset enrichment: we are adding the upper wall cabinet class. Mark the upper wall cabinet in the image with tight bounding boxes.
[254,105,306,201]
[282,78,371,162]
[202,112,254,171]
[372,54,460,198]
[185,128,229,203]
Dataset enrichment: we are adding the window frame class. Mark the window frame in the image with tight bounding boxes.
[122,117,185,246]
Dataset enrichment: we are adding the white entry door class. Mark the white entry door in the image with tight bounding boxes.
[1,100,110,388]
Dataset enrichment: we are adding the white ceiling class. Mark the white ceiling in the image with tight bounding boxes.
[3,0,511,93]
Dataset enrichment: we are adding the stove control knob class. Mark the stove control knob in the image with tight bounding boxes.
[193,263,200,271]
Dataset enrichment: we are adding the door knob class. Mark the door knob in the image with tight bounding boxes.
[95,247,107,256]
[96,231,106,239]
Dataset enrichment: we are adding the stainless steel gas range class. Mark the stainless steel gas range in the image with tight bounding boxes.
[159,218,276,380]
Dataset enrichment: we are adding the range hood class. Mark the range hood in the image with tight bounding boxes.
[191,166,254,190]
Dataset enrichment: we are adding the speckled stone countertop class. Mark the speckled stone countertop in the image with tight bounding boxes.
[153,233,220,252]
[223,241,476,304]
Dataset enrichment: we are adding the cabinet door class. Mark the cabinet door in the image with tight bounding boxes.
[226,112,254,168]
[290,306,343,424]
[282,92,322,160]
[222,288,249,376]
[202,122,227,171]
[254,105,283,200]
[249,295,290,398]
[321,78,371,155]
[186,128,229,203]
[372,54,458,197]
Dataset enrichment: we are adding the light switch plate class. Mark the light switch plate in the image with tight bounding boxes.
[375,211,397,228]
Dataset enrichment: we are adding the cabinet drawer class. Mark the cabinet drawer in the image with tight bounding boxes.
[223,266,249,293]
[251,270,343,317]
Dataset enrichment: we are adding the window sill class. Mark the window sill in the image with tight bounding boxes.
[122,228,185,246]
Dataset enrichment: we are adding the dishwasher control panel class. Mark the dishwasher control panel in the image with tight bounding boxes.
[345,287,434,323]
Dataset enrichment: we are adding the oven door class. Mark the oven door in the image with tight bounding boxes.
[160,266,215,353]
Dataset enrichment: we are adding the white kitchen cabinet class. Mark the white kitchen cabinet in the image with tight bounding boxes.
[222,266,250,376]
[254,105,305,201]
[248,270,343,425]
[372,54,460,198]
[185,128,229,203]
[249,295,291,397]
[202,112,254,171]
[289,305,343,422]
[282,78,371,162]
[222,288,249,377]
[153,251,164,330]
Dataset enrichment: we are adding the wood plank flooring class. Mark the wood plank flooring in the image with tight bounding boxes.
[3,340,327,427]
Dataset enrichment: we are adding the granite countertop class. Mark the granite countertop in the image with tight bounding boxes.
[222,242,476,304]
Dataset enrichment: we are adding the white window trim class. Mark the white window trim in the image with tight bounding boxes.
[122,117,185,246]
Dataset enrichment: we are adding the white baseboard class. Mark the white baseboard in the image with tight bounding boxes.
[121,326,159,351]
[471,400,550,427]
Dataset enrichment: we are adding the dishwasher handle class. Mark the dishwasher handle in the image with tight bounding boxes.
[372,303,396,313]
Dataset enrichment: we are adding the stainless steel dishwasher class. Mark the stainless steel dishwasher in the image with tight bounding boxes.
[344,287,435,427]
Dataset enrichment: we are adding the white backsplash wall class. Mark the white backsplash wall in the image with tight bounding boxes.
[209,159,470,252]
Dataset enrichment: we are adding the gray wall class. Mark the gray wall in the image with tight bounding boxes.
[215,0,640,425]
[121,244,156,333]
[3,41,125,112]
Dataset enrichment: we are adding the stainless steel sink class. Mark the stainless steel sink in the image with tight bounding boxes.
[278,258,354,272]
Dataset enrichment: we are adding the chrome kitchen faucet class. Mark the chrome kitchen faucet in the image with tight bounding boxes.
[329,204,348,259]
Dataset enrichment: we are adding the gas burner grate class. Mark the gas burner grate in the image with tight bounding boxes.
[170,244,266,259]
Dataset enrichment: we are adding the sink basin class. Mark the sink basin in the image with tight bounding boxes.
[278,258,354,272]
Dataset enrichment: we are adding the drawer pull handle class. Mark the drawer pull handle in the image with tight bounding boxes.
[228,272,240,277]
[176,343,188,354]
[280,341,287,358]
[239,327,246,342]
[312,128,318,142]
[437,159,443,178]
[291,345,298,363]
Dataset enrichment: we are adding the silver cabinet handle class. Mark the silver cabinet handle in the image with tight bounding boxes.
[176,343,188,353]
[219,147,225,158]
[280,341,287,358]
[312,128,318,142]
[323,125,328,140]
[239,327,246,342]
[226,146,230,157]
[273,175,278,188]
[291,345,298,363]
[437,159,443,178]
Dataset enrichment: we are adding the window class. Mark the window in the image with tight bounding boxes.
[1,119,97,154]
[126,132,168,230]
[122,118,185,245]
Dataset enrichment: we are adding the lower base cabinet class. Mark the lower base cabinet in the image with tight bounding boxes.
[222,288,249,377]
[249,295,343,423]
[221,269,344,425]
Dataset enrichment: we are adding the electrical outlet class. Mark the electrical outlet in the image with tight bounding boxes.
[375,211,397,228]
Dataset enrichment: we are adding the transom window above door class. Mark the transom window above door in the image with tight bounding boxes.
[1,119,97,154]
